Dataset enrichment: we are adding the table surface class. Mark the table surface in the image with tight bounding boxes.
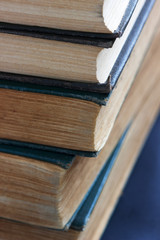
[101,113,160,240]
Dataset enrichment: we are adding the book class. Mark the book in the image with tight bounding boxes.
[0,0,152,95]
[0,0,149,87]
[0,0,137,35]
[0,26,160,229]
[0,79,159,239]
[0,1,159,155]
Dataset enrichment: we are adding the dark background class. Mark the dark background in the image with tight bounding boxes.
[101,113,160,240]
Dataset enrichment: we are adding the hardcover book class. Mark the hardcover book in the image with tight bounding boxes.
[0,0,150,90]
[0,0,137,36]
[0,1,159,155]
[0,85,159,239]
[0,29,160,229]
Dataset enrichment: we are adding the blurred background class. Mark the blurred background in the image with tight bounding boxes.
[101,113,160,240]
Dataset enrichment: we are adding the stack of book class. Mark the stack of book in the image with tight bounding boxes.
[0,0,159,239]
